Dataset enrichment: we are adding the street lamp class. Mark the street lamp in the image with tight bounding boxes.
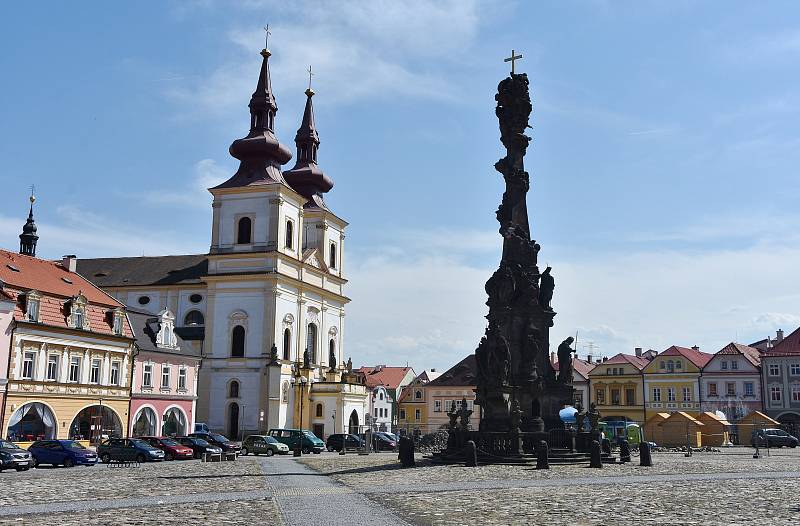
[290,370,308,431]
[331,409,336,437]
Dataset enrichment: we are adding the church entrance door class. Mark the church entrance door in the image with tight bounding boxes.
[228,403,240,439]
[348,410,359,435]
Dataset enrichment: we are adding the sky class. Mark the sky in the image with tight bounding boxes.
[2,1,800,372]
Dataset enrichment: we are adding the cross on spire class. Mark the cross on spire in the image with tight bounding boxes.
[504,49,523,74]
[307,65,314,91]
[263,24,271,50]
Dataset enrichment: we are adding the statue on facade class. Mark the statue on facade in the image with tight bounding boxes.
[328,347,337,369]
[268,343,279,364]
[303,349,310,369]
[538,266,554,309]
[346,357,353,373]
[557,337,575,383]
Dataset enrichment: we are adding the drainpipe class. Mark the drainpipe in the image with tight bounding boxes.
[0,320,17,439]
[126,344,140,438]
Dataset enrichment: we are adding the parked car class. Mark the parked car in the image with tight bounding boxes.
[372,432,398,451]
[188,432,241,454]
[241,435,290,456]
[97,438,166,463]
[751,428,799,448]
[267,428,325,454]
[28,440,97,467]
[194,422,210,433]
[326,433,364,452]
[0,439,33,472]
[139,436,194,460]
[176,436,223,459]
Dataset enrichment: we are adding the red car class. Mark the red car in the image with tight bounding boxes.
[139,436,194,460]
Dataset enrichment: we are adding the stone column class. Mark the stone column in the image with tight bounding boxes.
[81,349,91,384]
[210,201,221,251]
[102,352,111,385]
[59,347,70,383]
[320,304,327,368]
[36,344,47,380]
[121,353,130,388]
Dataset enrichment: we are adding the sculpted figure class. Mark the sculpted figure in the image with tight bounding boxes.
[557,337,575,383]
[458,397,473,431]
[538,266,554,309]
[588,402,601,433]
[510,399,522,433]
[574,402,587,432]
[447,403,459,431]
[302,349,311,369]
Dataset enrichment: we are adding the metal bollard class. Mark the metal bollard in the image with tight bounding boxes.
[639,441,653,467]
[590,440,602,468]
[536,440,549,470]
[293,442,302,458]
[619,440,631,463]
[464,440,478,467]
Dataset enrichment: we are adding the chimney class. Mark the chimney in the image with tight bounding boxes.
[777,329,784,342]
[602,356,608,362]
[691,345,700,351]
[587,354,593,364]
[635,347,642,358]
[550,352,556,364]
[61,255,77,273]
[595,359,601,364]
[430,368,436,372]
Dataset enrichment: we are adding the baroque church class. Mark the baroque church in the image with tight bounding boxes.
[76,43,368,439]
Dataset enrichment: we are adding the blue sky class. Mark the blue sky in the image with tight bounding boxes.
[2,1,800,371]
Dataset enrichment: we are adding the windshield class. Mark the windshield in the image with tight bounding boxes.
[265,436,278,444]
[210,434,230,443]
[303,431,319,439]
[130,439,156,449]
[63,441,86,450]
[0,439,17,449]
[160,439,179,446]
[193,438,210,446]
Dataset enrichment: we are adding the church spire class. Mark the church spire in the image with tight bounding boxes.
[19,190,38,257]
[284,69,334,209]
[215,40,293,190]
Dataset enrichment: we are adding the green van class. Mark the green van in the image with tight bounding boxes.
[267,428,325,454]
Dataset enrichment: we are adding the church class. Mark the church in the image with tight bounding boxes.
[76,42,368,440]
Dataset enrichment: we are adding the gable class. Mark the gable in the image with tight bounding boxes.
[302,248,328,272]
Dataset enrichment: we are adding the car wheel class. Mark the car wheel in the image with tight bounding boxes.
[32,458,39,468]
[266,449,274,457]
[165,453,174,461]
[302,446,310,454]
[136,454,146,463]
[101,453,111,464]
[241,447,249,456]
[15,466,29,472]
[63,458,74,468]
[313,450,320,454]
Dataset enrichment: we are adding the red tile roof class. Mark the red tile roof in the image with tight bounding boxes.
[553,357,595,378]
[766,326,800,357]
[354,366,414,390]
[660,345,713,368]
[599,353,651,370]
[715,342,762,367]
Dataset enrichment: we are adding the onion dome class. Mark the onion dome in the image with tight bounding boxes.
[19,193,38,257]
[283,87,334,209]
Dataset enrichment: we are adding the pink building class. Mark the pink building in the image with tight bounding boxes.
[127,309,201,436]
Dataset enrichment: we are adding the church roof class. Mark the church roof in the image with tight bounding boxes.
[127,308,201,357]
[76,255,208,287]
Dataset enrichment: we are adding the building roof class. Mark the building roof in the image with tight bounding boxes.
[658,345,713,368]
[354,366,414,390]
[76,255,208,288]
[1,250,122,306]
[765,326,800,357]
[127,309,201,358]
[587,353,651,373]
[427,355,477,388]
[714,342,762,367]
[553,356,595,379]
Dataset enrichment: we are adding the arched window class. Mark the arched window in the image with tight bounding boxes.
[184,310,205,327]
[315,403,323,418]
[283,328,291,360]
[329,242,337,269]
[415,390,422,400]
[328,339,336,368]
[237,217,252,244]
[229,380,240,398]
[379,391,384,401]
[285,220,294,249]
[306,323,318,363]
[231,326,245,357]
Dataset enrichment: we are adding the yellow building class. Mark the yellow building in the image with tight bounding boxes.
[642,346,712,420]
[588,353,651,424]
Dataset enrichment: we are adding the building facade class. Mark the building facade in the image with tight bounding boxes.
[77,43,367,439]
[354,365,416,432]
[588,352,650,424]
[699,342,762,422]
[642,346,711,420]
[0,248,135,445]
[760,327,800,431]
[127,309,202,437]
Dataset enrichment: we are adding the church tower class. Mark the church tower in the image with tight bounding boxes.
[197,41,361,438]
[19,193,38,257]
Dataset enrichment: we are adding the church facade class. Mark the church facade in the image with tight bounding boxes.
[77,43,367,439]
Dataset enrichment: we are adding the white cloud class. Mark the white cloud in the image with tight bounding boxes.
[137,159,230,209]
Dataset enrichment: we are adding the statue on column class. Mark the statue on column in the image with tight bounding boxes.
[557,337,575,383]
[538,266,554,310]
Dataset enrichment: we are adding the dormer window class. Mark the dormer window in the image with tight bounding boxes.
[25,290,41,322]
[156,309,179,349]
[112,308,125,336]
[237,216,252,244]
[67,294,90,330]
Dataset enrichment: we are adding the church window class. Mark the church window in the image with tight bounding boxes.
[306,323,318,363]
[328,339,336,367]
[138,296,151,305]
[189,294,203,304]
[237,217,252,244]
[229,380,240,398]
[283,328,291,360]
[231,326,246,358]
[285,220,294,249]
[315,403,323,418]
[329,242,337,269]
[184,310,205,327]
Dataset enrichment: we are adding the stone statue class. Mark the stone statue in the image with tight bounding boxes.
[346,357,353,373]
[302,349,310,369]
[538,266,554,309]
[328,347,337,369]
[458,397,473,432]
[447,403,459,431]
[557,337,575,383]
[574,402,587,432]
[521,322,540,383]
[268,343,278,363]
[588,402,601,433]
[509,399,522,433]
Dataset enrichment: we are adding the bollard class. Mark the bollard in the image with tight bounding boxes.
[619,440,631,463]
[601,438,612,457]
[590,440,603,468]
[639,441,653,467]
[536,440,549,470]
[399,436,415,468]
[464,440,478,467]
[293,442,302,458]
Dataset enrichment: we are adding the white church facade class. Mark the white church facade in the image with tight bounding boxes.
[77,43,368,440]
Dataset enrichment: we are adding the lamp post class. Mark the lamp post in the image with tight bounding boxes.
[331,409,336,437]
